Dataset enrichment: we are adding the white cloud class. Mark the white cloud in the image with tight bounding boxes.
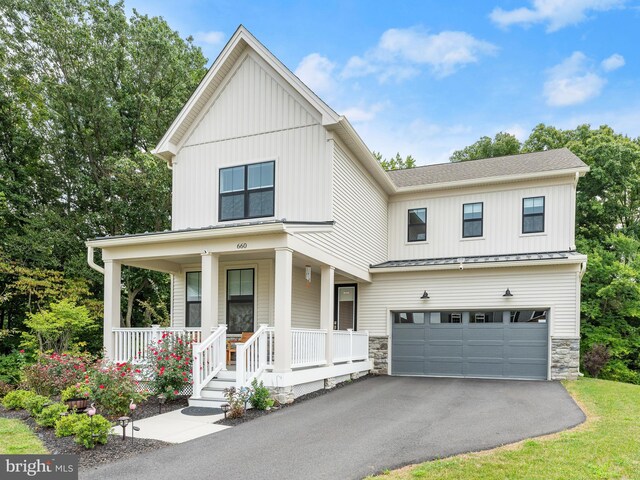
[294,53,337,97]
[502,124,528,141]
[341,103,387,123]
[544,52,606,107]
[341,27,497,81]
[195,30,225,46]
[490,0,625,32]
[601,53,625,71]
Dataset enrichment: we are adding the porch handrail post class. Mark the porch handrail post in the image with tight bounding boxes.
[235,343,246,388]
[320,265,335,367]
[348,328,353,363]
[192,342,202,399]
[259,323,268,370]
[151,324,160,343]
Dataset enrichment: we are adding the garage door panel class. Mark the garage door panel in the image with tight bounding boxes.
[426,357,463,376]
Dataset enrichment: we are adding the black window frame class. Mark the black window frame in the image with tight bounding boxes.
[226,268,255,334]
[522,196,545,234]
[218,161,275,222]
[407,208,427,243]
[185,271,202,328]
[462,202,484,238]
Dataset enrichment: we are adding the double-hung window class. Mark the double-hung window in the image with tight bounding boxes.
[227,269,254,334]
[462,202,483,238]
[407,208,427,242]
[522,196,544,233]
[219,161,274,221]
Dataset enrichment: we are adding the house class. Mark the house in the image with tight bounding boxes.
[86,26,588,407]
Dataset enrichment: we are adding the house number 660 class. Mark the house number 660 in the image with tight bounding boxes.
[236,243,247,249]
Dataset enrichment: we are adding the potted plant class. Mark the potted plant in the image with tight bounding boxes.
[61,383,91,411]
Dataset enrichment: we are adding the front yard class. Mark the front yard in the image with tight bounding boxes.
[370,378,640,480]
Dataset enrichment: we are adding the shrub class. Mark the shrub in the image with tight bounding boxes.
[55,413,84,437]
[223,386,252,418]
[582,344,611,378]
[0,380,14,399]
[147,332,194,400]
[36,403,69,427]
[89,360,145,416]
[249,379,274,410]
[24,393,49,416]
[0,351,26,385]
[73,414,112,449]
[2,389,32,410]
[61,383,91,402]
[600,359,640,385]
[23,352,92,396]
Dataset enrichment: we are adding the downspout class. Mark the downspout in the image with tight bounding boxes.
[87,246,105,274]
[579,260,587,280]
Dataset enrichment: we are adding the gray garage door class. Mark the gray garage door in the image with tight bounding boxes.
[392,310,548,380]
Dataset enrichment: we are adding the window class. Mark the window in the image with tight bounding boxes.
[227,269,255,334]
[219,161,274,221]
[407,208,427,242]
[469,311,503,323]
[393,312,425,324]
[463,202,483,238]
[510,310,547,323]
[523,196,545,234]
[186,272,202,327]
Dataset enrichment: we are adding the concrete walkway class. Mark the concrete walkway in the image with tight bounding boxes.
[111,408,229,443]
[84,377,585,480]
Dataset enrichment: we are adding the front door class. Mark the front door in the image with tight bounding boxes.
[335,285,357,330]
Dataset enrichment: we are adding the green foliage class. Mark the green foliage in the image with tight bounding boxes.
[147,332,194,399]
[54,413,84,438]
[582,344,610,378]
[22,352,91,396]
[22,300,96,353]
[1,389,32,409]
[0,351,26,384]
[373,152,417,170]
[23,393,49,416]
[61,383,91,402]
[249,379,274,410]
[449,132,521,162]
[0,381,14,398]
[89,360,145,416]
[36,402,69,427]
[73,414,112,449]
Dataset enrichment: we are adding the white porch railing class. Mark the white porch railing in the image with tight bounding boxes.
[236,324,270,388]
[333,329,369,363]
[192,325,227,399]
[291,328,327,368]
[112,326,202,364]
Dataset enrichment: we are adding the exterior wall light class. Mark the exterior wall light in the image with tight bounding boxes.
[503,288,513,297]
[421,291,430,299]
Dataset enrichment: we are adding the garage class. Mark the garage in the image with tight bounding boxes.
[392,310,548,380]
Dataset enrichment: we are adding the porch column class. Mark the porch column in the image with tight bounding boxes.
[320,265,335,366]
[200,252,219,338]
[273,247,293,372]
[103,260,121,360]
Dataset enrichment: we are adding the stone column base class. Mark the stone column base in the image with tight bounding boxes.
[271,385,294,404]
[324,377,336,389]
[369,336,389,375]
[550,338,580,380]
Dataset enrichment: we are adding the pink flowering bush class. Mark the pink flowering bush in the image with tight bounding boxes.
[23,352,92,396]
[88,360,145,416]
[147,332,194,399]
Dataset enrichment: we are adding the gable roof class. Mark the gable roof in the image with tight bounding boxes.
[386,148,589,191]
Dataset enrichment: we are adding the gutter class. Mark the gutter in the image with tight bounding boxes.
[87,246,104,274]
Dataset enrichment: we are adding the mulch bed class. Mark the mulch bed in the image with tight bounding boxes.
[0,395,189,470]
[216,373,373,426]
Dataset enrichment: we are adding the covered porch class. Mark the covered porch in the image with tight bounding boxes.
[86,223,372,403]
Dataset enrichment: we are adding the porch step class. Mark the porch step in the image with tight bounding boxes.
[188,372,237,408]
[188,397,228,408]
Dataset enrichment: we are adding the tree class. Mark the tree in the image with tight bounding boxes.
[374,152,417,170]
[449,132,521,162]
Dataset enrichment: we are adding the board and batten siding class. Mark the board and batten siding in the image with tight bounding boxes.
[171,51,331,230]
[388,180,576,260]
[299,141,388,271]
[358,264,581,338]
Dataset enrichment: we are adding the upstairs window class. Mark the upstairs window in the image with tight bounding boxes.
[463,202,483,238]
[523,196,545,233]
[219,161,274,221]
[408,208,427,242]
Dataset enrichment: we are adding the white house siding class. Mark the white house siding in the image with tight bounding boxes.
[358,264,580,338]
[387,179,576,260]
[171,51,331,230]
[299,141,388,271]
[291,267,321,329]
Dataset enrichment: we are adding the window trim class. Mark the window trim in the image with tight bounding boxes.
[185,271,202,328]
[462,202,484,238]
[218,160,275,222]
[522,196,545,234]
[407,208,427,243]
[225,268,256,334]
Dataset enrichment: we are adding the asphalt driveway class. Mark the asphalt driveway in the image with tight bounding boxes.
[81,376,585,480]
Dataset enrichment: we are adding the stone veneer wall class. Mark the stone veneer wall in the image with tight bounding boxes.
[550,338,580,380]
[369,336,389,375]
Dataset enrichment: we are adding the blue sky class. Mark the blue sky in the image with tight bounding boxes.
[128,0,639,164]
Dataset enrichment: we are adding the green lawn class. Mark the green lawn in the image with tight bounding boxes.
[0,418,48,454]
[369,378,640,480]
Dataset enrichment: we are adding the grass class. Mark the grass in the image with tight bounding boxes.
[0,418,48,454]
[367,378,640,480]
